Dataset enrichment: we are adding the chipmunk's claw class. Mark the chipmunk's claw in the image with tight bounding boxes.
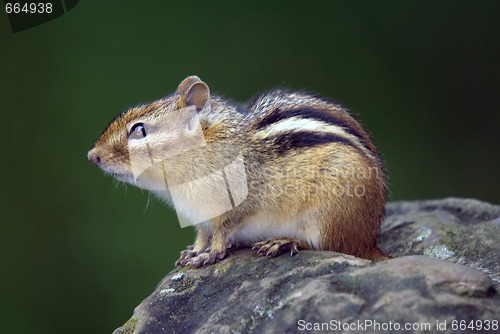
[252,239,308,258]
[184,249,227,269]
[175,246,198,267]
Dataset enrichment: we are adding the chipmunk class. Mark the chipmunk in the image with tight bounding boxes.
[88,75,389,268]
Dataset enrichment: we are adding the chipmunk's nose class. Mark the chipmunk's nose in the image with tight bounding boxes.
[88,149,101,166]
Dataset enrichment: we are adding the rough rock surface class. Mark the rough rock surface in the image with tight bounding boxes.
[114,198,500,334]
[381,198,500,288]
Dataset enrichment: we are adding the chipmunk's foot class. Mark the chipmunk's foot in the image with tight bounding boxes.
[252,238,310,257]
[184,249,227,269]
[175,245,197,267]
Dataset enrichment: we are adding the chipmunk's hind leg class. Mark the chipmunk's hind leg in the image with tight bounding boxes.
[252,238,311,257]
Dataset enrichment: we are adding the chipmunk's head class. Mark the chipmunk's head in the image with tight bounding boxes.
[87,75,210,189]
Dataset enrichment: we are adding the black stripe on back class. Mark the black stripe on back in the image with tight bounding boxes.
[255,107,375,155]
[264,131,367,158]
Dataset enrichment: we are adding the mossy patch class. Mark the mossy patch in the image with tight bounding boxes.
[114,316,137,334]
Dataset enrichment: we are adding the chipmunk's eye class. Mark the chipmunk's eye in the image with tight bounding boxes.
[129,122,147,139]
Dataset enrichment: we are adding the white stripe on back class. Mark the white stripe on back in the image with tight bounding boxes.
[255,116,373,158]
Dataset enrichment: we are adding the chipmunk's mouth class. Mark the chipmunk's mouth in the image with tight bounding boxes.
[113,173,130,181]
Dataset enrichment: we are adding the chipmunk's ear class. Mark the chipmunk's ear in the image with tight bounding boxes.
[180,81,210,112]
[176,76,202,95]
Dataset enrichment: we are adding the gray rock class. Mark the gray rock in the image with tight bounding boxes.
[114,198,500,334]
[381,198,500,288]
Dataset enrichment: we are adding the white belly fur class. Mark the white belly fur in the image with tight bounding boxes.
[231,209,321,249]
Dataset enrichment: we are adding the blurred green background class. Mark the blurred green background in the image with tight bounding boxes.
[1,1,499,333]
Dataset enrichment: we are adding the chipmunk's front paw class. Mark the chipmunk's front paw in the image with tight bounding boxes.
[175,245,197,267]
[252,238,309,257]
[185,249,226,269]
